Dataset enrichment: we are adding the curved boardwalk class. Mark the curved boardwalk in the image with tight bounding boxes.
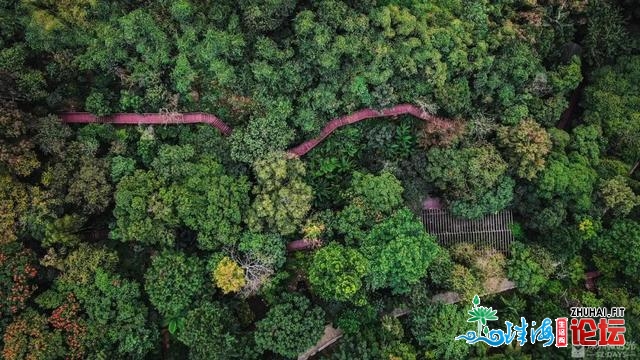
[288,104,452,156]
[60,112,232,135]
[60,104,452,156]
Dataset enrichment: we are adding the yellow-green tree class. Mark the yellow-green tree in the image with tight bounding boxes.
[247,152,313,235]
[497,119,552,180]
[213,257,246,294]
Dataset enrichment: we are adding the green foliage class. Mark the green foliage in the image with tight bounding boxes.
[144,251,206,319]
[328,330,384,360]
[176,302,240,360]
[497,119,552,180]
[591,220,640,283]
[38,245,158,359]
[584,56,640,163]
[113,152,249,249]
[247,152,313,235]
[65,157,112,214]
[533,151,598,214]
[426,145,508,203]
[42,215,84,248]
[498,294,527,326]
[335,171,404,242]
[230,115,295,164]
[110,156,136,182]
[383,341,417,360]
[2,1,638,358]
[0,103,40,177]
[254,294,325,358]
[335,305,378,335]
[566,256,586,286]
[426,247,454,288]
[33,116,72,157]
[112,170,176,246]
[427,144,514,218]
[450,264,482,303]
[238,232,286,269]
[85,91,112,116]
[240,0,297,32]
[549,56,583,94]
[599,176,639,217]
[361,208,439,294]
[346,171,404,215]
[309,242,369,303]
[411,304,470,360]
[507,243,555,295]
[169,155,250,250]
[79,269,158,358]
[449,177,515,219]
[1,41,47,98]
[584,0,633,66]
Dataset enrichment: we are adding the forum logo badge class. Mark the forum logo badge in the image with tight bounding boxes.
[454,295,626,350]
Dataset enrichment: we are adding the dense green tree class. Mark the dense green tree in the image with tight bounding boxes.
[65,156,111,214]
[41,215,84,248]
[328,331,384,360]
[584,0,634,66]
[507,243,555,295]
[1,1,638,358]
[144,251,206,319]
[240,0,297,32]
[0,102,39,177]
[230,113,295,164]
[531,149,598,219]
[599,176,639,217]
[33,115,73,158]
[237,232,286,269]
[254,294,325,358]
[344,171,404,215]
[112,170,177,246]
[426,145,507,201]
[308,242,369,303]
[411,304,470,360]
[169,155,250,250]
[176,301,241,360]
[449,177,515,219]
[426,145,513,218]
[247,152,313,235]
[569,125,605,163]
[497,119,552,180]
[335,171,404,241]
[0,45,46,102]
[0,175,29,245]
[114,147,250,249]
[73,269,157,358]
[591,220,640,283]
[38,245,158,359]
[584,56,640,164]
[361,208,439,294]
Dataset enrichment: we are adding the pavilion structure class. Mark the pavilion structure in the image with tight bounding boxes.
[421,197,514,253]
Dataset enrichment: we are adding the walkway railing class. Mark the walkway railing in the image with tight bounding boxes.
[60,112,232,135]
[59,104,452,157]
